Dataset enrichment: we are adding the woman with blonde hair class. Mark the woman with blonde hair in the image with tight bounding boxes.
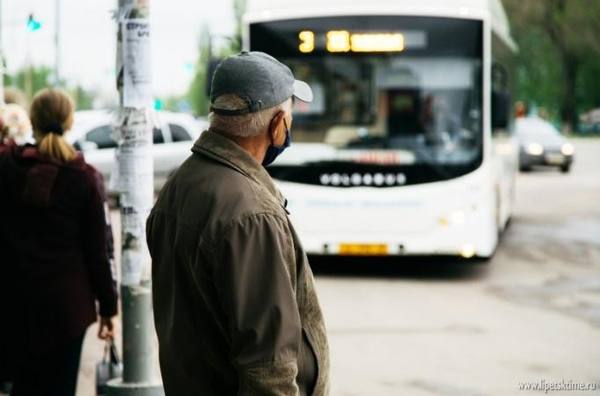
[0,88,118,396]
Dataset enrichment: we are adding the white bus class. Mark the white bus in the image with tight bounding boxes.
[244,0,518,258]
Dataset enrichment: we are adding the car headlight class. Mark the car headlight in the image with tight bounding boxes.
[525,142,544,155]
[561,143,574,156]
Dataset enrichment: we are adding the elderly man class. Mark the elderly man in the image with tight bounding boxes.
[146,51,329,396]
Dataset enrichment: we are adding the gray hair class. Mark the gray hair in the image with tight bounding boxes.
[209,95,292,137]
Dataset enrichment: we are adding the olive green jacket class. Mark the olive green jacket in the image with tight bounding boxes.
[147,130,330,396]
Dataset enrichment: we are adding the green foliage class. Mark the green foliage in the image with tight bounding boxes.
[503,0,600,131]
[5,65,97,111]
[161,95,183,112]
[231,0,246,53]
[513,27,562,120]
[186,24,211,116]
[5,66,53,100]
[69,85,94,110]
[578,59,600,111]
[184,0,246,116]
[158,95,194,113]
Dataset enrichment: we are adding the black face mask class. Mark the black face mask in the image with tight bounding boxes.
[262,118,291,166]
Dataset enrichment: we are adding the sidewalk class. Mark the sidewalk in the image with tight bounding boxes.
[77,318,122,396]
[77,209,160,395]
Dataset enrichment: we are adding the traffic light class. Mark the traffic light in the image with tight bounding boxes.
[26,14,42,32]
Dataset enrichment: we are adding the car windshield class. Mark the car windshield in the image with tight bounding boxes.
[516,117,561,139]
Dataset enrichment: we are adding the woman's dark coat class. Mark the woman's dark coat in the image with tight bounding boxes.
[0,143,117,380]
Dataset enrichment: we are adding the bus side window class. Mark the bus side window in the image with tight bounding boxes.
[491,63,510,131]
[492,91,510,130]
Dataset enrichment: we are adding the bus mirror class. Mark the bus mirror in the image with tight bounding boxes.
[492,91,510,130]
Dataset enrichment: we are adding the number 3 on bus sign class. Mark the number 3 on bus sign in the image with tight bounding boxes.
[299,31,315,53]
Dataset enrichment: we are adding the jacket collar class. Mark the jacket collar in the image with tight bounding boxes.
[192,129,285,206]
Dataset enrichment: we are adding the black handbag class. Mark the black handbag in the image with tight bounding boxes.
[96,339,123,395]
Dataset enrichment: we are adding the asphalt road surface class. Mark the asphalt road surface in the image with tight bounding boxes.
[76,138,600,396]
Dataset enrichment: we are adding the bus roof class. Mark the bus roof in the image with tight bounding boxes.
[245,0,516,51]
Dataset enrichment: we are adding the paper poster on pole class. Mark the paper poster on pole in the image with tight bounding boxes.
[120,210,151,286]
[121,248,143,285]
[122,19,152,108]
[110,149,154,209]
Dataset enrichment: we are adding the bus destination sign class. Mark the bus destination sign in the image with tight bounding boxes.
[298,30,426,54]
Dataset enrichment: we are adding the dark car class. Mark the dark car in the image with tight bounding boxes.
[516,116,574,173]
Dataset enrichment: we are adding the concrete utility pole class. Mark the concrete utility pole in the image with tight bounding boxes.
[107,0,163,395]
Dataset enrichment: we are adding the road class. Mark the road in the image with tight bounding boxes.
[76,139,600,396]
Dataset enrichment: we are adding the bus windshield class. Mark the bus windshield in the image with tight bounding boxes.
[250,16,483,186]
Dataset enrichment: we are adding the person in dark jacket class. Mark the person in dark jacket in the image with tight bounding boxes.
[0,88,118,396]
[147,51,330,396]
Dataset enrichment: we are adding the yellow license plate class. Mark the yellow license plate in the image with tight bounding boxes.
[339,243,389,255]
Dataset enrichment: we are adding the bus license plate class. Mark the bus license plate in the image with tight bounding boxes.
[339,243,389,255]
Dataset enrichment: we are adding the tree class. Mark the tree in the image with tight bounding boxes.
[69,85,95,110]
[513,27,562,119]
[4,65,98,110]
[185,1,245,116]
[578,56,600,113]
[503,0,600,131]
[5,66,53,101]
[187,24,212,116]
[231,0,246,53]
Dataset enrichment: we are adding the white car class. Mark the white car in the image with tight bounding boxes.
[68,110,206,191]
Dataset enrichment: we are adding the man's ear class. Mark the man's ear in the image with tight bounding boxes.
[269,111,286,143]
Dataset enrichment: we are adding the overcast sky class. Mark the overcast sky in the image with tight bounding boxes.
[2,0,236,96]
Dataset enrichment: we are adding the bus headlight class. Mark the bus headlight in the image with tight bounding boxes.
[460,244,476,258]
[525,142,544,156]
[561,143,574,156]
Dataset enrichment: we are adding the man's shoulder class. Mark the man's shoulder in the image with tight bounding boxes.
[165,152,264,210]
[152,152,285,241]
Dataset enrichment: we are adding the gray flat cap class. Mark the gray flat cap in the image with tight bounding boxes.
[210,51,313,116]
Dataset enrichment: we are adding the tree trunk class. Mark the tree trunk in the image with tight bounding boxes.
[560,55,579,133]
[542,0,579,132]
